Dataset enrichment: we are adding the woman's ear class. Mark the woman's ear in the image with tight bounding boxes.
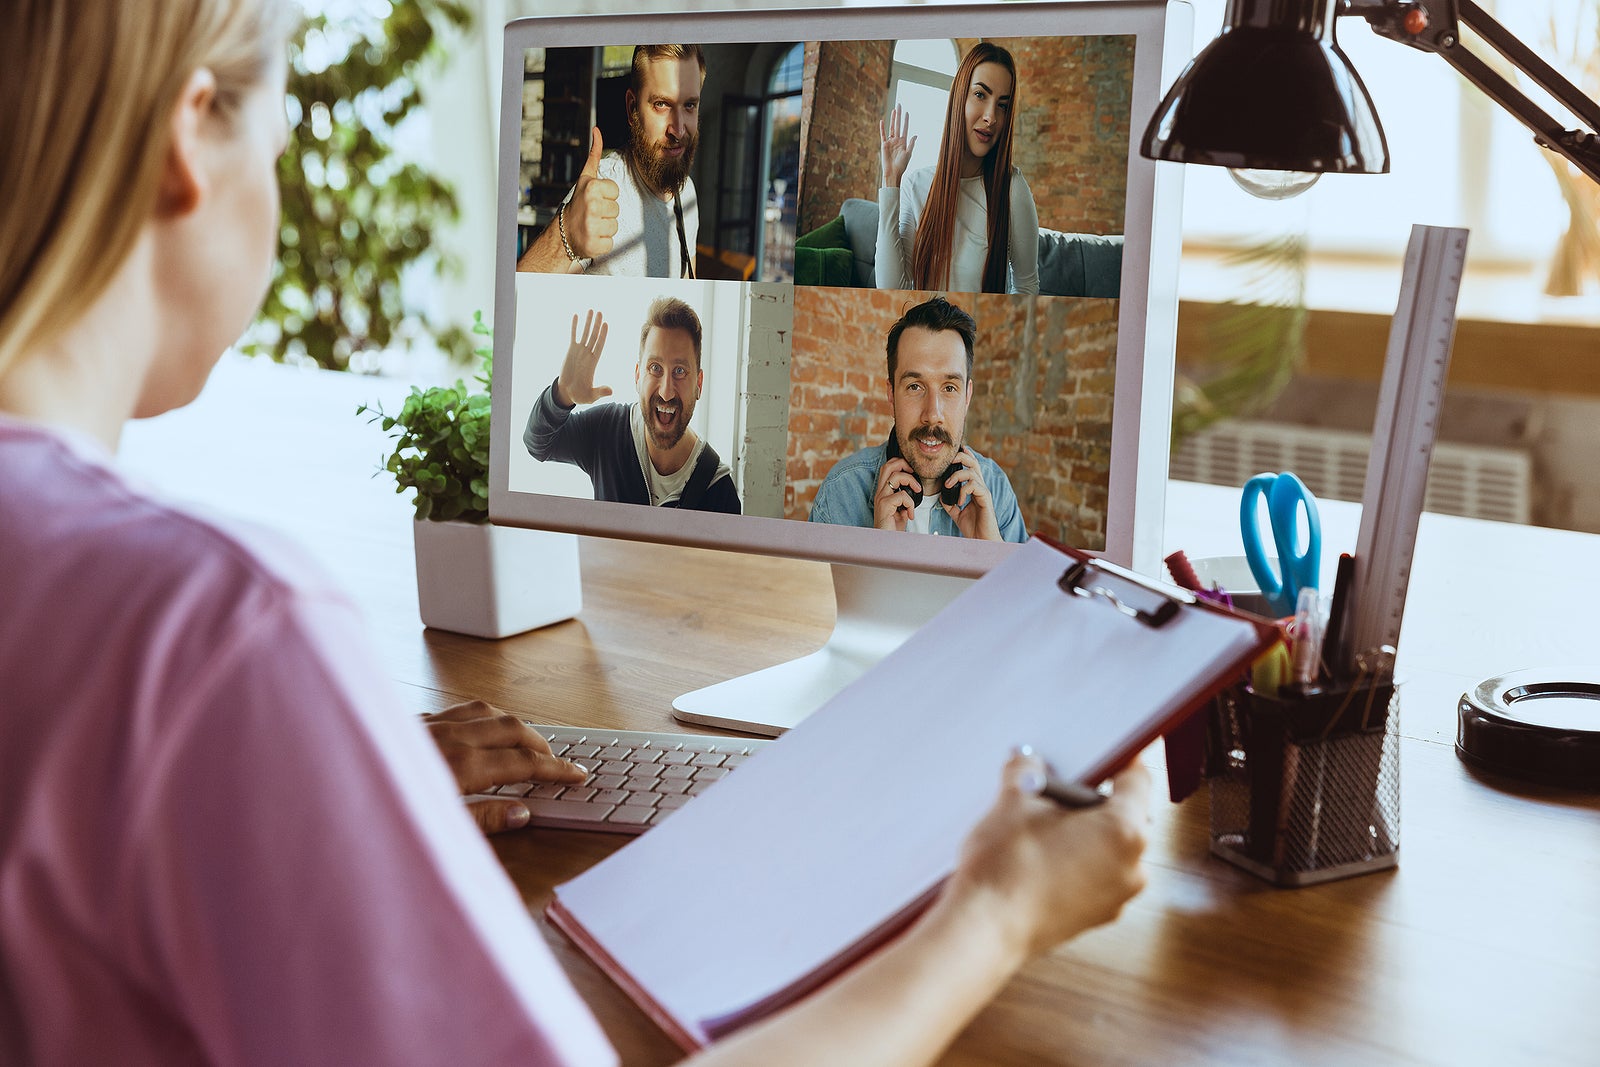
[155,67,219,219]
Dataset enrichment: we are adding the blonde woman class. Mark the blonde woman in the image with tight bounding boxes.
[0,3,1148,1063]
[876,42,1041,294]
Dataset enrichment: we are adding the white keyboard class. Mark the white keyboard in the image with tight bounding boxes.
[480,725,772,834]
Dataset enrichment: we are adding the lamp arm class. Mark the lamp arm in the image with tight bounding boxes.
[1343,0,1600,186]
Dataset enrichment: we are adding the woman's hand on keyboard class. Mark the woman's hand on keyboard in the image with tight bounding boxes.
[943,751,1151,962]
[424,701,591,835]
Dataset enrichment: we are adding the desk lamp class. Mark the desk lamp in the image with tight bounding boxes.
[1141,0,1600,198]
[1144,0,1600,789]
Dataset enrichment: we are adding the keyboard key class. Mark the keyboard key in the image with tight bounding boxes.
[506,726,772,836]
[525,798,615,823]
[607,806,655,826]
[541,731,584,745]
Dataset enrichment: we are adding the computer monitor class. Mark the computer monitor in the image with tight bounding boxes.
[489,1,1191,735]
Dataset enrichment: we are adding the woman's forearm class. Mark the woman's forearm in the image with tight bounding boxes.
[875,186,912,290]
[684,888,1025,1067]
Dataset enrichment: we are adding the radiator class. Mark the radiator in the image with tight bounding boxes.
[1170,420,1532,525]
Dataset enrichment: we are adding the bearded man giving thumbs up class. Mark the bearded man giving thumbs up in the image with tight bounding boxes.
[518,45,704,279]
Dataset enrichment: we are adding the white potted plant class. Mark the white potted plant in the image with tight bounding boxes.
[359,313,581,638]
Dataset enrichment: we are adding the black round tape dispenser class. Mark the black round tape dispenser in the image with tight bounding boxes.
[1457,668,1600,788]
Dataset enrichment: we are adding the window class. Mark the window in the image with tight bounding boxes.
[1180,0,1597,323]
[761,44,805,281]
[887,39,959,182]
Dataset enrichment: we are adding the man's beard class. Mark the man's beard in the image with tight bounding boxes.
[643,396,691,451]
[627,108,697,196]
[897,423,959,483]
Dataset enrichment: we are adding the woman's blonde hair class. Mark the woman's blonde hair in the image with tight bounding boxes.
[0,0,297,378]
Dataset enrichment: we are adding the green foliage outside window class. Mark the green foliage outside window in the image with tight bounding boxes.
[244,0,474,371]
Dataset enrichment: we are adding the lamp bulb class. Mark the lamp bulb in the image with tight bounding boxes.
[1228,168,1321,200]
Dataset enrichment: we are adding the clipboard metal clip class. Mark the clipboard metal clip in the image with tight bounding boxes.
[1057,558,1191,629]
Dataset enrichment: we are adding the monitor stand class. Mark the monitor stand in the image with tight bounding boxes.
[671,562,971,737]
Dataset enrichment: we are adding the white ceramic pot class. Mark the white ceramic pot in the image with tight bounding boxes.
[412,519,582,639]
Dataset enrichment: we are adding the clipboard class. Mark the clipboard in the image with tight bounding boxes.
[546,537,1277,1050]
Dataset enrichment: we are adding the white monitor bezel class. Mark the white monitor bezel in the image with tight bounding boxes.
[489,1,1189,579]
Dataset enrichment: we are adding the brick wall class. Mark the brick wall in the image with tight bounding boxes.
[796,39,893,234]
[1001,34,1134,235]
[786,288,1117,549]
[795,34,1133,237]
[967,294,1118,550]
[738,283,793,519]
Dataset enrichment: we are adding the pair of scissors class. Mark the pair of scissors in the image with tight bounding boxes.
[1239,471,1322,618]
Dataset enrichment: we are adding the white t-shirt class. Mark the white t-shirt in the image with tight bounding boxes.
[906,495,940,535]
[875,165,1040,294]
[629,403,731,507]
[0,415,616,1067]
[578,153,699,278]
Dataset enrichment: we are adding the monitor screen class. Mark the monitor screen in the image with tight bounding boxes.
[489,2,1189,732]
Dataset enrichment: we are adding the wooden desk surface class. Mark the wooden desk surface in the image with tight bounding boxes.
[121,359,1600,1066]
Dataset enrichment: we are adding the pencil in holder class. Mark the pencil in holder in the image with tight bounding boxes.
[1205,679,1400,886]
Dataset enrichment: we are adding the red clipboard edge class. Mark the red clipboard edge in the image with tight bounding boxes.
[545,896,708,1053]
[1034,535,1279,787]
[547,536,1278,1049]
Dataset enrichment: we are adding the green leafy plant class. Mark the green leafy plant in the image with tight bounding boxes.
[245,0,474,371]
[358,312,493,522]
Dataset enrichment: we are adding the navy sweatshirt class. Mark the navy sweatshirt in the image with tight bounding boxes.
[522,379,741,514]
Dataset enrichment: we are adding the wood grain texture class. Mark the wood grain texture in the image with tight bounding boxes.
[118,359,1600,1066]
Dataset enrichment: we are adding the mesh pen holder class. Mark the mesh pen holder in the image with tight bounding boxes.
[1206,679,1400,886]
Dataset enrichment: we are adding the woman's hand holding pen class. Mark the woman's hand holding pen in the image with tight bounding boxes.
[424,701,591,835]
[937,752,1150,962]
[879,104,917,189]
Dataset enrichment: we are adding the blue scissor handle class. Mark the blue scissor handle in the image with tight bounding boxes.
[1239,472,1322,617]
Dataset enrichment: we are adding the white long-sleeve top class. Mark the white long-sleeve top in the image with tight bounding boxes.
[875,165,1040,294]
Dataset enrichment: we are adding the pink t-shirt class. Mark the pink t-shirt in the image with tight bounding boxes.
[0,416,617,1067]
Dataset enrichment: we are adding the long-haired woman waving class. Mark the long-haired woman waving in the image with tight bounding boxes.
[875,42,1040,294]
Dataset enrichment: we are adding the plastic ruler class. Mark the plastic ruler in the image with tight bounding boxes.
[1346,224,1470,671]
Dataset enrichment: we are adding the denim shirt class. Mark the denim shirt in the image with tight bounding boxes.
[807,441,1028,543]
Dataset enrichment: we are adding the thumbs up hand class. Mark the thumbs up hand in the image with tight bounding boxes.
[563,127,620,259]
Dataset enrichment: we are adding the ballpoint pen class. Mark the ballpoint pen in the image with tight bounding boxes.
[1288,585,1324,695]
[1016,746,1109,807]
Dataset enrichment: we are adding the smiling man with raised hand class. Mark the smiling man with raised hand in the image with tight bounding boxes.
[518,44,704,278]
[809,296,1026,542]
[523,297,741,514]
